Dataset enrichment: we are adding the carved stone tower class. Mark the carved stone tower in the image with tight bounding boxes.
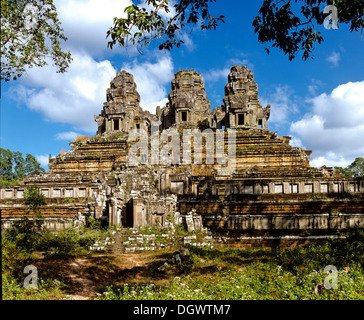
[160,69,212,129]
[223,65,270,129]
[95,70,150,135]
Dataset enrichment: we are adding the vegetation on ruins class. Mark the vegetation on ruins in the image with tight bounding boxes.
[0,148,45,185]
[335,157,364,178]
[0,0,72,81]
[74,135,91,144]
[24,185,46,209]
[97,230,364,300]
[107,0,363,60]
[2,217,114,299]
[3,224,363,300]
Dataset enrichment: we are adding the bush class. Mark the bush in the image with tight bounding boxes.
[274,230,364,275]
[24,186,46,211]
[4,215,113,258]
[38,226,109,258]
[4,216,45,253]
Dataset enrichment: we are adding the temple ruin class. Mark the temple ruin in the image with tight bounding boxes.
[1,65,364,237]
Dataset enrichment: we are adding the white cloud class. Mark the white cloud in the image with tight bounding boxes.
[290,81,364,167]
[310,154,351,168]
[55,131,81,141]
[203,68,230,83]
[311,81,364,129]
[203,58,251,83]
[180,32,195,51]
[326,51,341,67]
[308,78,323,96]
[19,53,117,133]
[55,0,189,57]
[35,154,50,168]
[14,1,176,133]
[122,53,174,113]
[261,85,298,124]
[56,0,132,56]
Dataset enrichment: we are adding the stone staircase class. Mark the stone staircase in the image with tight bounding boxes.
[106,228,183,254]
[107,229,128,254]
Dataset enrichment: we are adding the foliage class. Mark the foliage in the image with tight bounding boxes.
[274,230,364,273]
[1,0,72,81]
[36,224,113,258]
[4,216,45,252]
[74,135,90,143]
[2,221,116,299]
[24,186,47,211]
[3,214,112,257]
[253,0,364,61]
[107,0,363,60]
[3,224,364,300]
[0,148,45,184]
[2,272,67,300]
[1,231,69,300]
[98,230,364,300]
[107,0,225,53]
[335,157,364,177]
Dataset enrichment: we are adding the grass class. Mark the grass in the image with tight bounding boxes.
[96,230,364,300]
[1,217,114,300]
[2,222,364,300]
[98,235,364,300]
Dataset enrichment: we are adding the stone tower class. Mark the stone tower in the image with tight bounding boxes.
[2,65,364,236]
[223,65,270,129]
[95,70,150,135]
[160,69,212,129]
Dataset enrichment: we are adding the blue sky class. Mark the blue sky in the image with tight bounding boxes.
[1,0,363,170]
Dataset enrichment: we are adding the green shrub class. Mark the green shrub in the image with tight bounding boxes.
[4,216,45,253]
[24,186,46,211]
[38,227,108,258]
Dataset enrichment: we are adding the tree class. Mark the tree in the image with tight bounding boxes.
[1,0,72,81]
[107,0,225,52]
[253,0,364,61]
[0,148,45,184]
[107,0,363,60]
[335,157,364,178]
[24,185,46,211]
[5,186,46,252]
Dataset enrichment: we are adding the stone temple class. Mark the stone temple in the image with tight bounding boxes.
[1,65,364,236]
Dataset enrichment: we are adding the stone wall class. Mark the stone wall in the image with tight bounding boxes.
[2,65,364,236]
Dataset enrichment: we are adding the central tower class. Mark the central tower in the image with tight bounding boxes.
[159,69,211,129]
[223,65,270,129]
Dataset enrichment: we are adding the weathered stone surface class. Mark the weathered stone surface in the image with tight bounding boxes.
[185,214,195,232]
[94,70,152,136]
[223,65,270,129]
[1,65,363,235]
[159,69,212,130]
[193,215,203,231]
[174,212,182,225]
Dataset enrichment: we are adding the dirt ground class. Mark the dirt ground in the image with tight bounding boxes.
[38,250,174,300]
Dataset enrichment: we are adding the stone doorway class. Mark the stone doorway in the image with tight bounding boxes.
[125,199,134,227]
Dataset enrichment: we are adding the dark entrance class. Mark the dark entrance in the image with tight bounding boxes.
[114,119,119,130]
[125,198,134,227]
[258,119,263,128]
[238,113,245,125]
[181,111,187,122]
